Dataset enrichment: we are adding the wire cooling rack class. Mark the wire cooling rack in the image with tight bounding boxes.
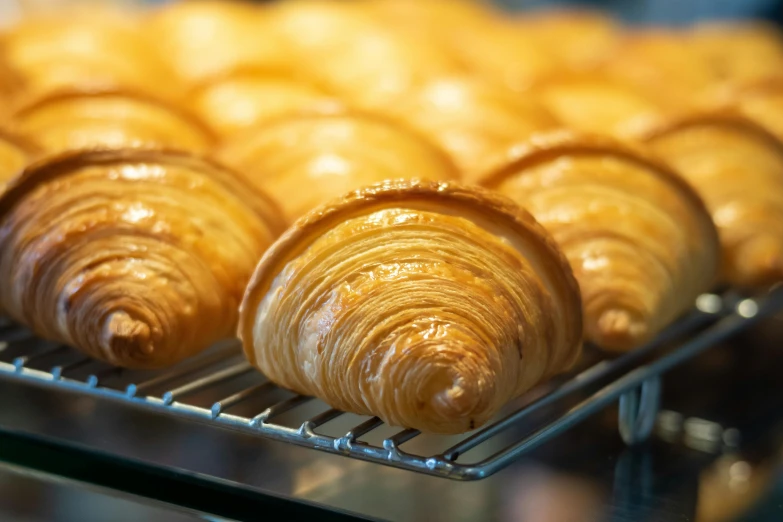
[0,286,781,481]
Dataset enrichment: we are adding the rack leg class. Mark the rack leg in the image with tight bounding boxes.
[618,376,661,445]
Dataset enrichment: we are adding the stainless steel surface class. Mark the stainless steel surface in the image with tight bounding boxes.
[1,289,782,483]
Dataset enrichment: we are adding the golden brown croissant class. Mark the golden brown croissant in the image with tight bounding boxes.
[707,79,783,143]
[188,68,339,138]
[529,71,670,137]
[599,30,716,110]
[263,0,462,109]
[481,132,719,351]
[238,179,583,434]
[146,0,285,85]
[640,113,783,288]
[447,18,556,94]
[688,21,783,84]
[10,89,215,154]
[385,77,557,183]
[0,129,38,186]
[0,10,181,100]
[0,149,285,368]
[217,110,458,221]
[518,9,620,70]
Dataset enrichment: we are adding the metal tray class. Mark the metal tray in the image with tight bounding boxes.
[1,286,781,481]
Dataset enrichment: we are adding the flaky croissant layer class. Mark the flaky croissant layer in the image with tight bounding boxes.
[0,149,284,368]
[482,133,720,351]
[240,180,582,434]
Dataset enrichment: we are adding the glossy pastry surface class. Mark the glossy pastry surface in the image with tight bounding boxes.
[0,149,285,368]
[389,77,557,182]
[264,0,461,109]
[239,179,582,434]
[0,10,181,100]
[482,132,719,350]
[188,68,338,138]
[642,114,783,288]
[10,89,214,154]
[217,110,458,221]
[147,0,285,84]
[530,72,668,137]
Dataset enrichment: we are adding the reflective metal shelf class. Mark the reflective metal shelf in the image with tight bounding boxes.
[1,287,781,481]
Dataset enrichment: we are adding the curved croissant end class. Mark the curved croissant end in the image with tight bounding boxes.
[482,132,720,351]
[641,113,783,288]
[217,109,458,221]
[239,179,583,434]
[0,149,286,368]
[10,88,216,155]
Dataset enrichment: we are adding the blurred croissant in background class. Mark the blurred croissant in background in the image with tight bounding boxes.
[9,89,215,154]
[481,133,720,351]
[640,114,783,288]
[217,110,457,221]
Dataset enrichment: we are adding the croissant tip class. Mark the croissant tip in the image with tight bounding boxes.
[103,311,154,359]
[594,308,648,352]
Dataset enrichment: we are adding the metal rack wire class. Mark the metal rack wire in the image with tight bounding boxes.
[1,287,781,481]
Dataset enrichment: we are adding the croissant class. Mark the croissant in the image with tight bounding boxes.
[518,9,620,70]
[707,79,783,143]
[238,179,583,434]
[188,68,339,138]
[481,132,719,351]
[447,18,556,93]
[688,21,783,84]
[0,129,38,187]
[0,10,181,100]
[147,0,286,84]
[217,110,458,221]
[640,114,783,288]
[385,77,557,182]
[529,71,670,137]
[0,149,285,368]
[599,30,716,110]
[263,0,461,109]
[10,89,215,154]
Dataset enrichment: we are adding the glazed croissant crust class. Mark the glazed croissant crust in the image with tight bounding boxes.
[217,110,457,221]
[0,149,285,368]
[481,132,720,351]
[641,114,783,287]
[10,89,214,155]
[239,180,583,434]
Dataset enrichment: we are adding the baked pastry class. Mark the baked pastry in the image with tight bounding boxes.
[707,79,783,143]
[0,149,285,368]
[0,129,38,187]
[147,0,285,85]
[519,9,620,70]
[10,89,214,154]
[448,18,556,93]
[188,67,339,138]
[0,10,181,100]
[217,110,458,221]
[641,113,783,288]
[239,179,583,434]
[688,21,783,84]
[264,0,461,109]
[386,77,557,182]
[599,30,715,110]
[530,71,669,137]
[481,132,719,351]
